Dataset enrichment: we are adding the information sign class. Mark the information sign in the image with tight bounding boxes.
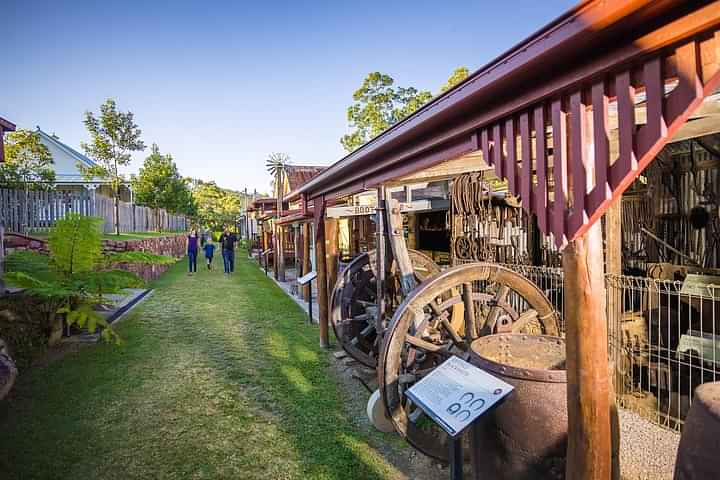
[405,356,513,437]
[298,271,317,285]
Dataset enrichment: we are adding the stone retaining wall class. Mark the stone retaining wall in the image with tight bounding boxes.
[4,234,186,282]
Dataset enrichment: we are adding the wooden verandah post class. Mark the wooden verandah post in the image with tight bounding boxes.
[276,223,286,282]
[314,197,329,348]
[302,222,311,301]
[563,221,613,480]
[325,217,338,300]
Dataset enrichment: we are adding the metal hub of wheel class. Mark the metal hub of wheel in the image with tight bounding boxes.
[378,263,560,462]
[329,249,440,368]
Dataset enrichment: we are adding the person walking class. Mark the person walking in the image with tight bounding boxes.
[204,237,216,271]
[187,228,199,275]
[219,227,237,274]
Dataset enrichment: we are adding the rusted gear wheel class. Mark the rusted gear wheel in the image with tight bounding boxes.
[378,263,560,462]
[330,249,440,368]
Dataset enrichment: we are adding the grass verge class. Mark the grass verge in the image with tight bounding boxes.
[0,251,404,480]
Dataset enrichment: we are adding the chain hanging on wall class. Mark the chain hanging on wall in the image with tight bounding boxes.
[450,171,527,265]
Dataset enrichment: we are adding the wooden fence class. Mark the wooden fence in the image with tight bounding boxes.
[0,188,188,234]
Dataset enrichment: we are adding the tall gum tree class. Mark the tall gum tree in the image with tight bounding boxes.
[80,99,145,236]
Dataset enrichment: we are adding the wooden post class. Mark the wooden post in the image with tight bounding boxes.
[314,199,330,348]
[325,218,339,299]
[604,200,623,480]
[0,222,5,294]
[277,224,286,282]
[563,221,612,480]
[302,222,311,301]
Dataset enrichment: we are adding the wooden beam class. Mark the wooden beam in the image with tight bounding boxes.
[325,218,339,301]
[563,220,612,480]
[302,222,311,301]
[314,201,330,348]
[277,225,286,282]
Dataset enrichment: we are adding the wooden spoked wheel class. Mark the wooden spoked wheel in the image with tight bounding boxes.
[378,263,560,461]
[330,249,440,368]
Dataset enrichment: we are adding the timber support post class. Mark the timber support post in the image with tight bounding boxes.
[277,225,286,282]
[0,222,5,294]
[325,218,339,299]
[375,187,388,336]
[302,222,311,301]
[314,198,329,348]
[563,221,612,480]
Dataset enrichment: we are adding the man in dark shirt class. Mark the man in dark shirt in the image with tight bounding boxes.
[219,228,237,274]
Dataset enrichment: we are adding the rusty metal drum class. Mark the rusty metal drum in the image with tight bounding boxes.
[674,382,720,480]
[469,333,568,480]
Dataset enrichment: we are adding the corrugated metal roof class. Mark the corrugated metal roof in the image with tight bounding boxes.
[284,165,326,192]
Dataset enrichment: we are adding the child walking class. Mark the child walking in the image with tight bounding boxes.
[204,238,216,271]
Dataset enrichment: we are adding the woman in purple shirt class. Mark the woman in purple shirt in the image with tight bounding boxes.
[187,229,199,275]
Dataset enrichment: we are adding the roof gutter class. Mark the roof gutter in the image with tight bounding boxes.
[296,0,681,199]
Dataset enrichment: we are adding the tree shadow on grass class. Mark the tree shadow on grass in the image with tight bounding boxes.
[166,259,403,480]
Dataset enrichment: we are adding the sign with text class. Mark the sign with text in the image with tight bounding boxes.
[325,199,450,218]
[405,356,513,437]
[298,271,317,285]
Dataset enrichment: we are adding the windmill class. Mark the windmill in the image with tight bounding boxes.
[266,153,291,281]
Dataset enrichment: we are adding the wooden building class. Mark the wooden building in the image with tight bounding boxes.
[289,1,720,477]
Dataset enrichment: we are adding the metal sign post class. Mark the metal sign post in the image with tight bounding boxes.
[405,356,514,480]
[298,271,317,324]
[261,249,272,276]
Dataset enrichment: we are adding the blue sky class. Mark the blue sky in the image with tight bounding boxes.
[7,0,576,193]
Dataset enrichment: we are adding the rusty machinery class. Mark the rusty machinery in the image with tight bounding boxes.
[378,263,560,462]
[329,183,561,463]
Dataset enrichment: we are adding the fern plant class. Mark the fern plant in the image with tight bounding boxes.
[4,214,139,345]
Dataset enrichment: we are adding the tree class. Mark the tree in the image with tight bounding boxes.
[341,72,432,152]
[0,129,55,188]
[191,180,242,232]
[440,67,470,93]
[131,144,196,230]
[80,99,145,235]
[266,152,291,280]
[1,129,56,231]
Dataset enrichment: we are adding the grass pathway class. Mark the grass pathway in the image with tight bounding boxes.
[0,252,405,479]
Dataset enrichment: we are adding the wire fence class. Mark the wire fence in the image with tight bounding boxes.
[454,258,720,434]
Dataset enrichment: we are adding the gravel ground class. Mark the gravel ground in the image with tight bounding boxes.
[619,409,680,480]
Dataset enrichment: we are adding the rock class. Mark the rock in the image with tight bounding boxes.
[0,339,18,401]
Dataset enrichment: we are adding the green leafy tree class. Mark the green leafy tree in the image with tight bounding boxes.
[80,99,145,236]
[1,129,56,231]
[0,129,55,188]
[440,67,470,93]
[341,72,432,152]
[191,180,242,231]
[131,144,196,230]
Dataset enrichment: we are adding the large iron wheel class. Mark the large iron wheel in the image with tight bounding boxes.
[378,263,560,461]
[330,249,440,368]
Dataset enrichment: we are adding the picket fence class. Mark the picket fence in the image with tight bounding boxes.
[0,188,188,234]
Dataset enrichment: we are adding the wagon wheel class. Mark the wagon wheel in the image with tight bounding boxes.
[330,249,441,368]
[378,263,560,461]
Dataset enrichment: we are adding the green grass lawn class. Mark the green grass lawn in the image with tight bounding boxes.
[27,230,183,241]
[0,252,403,480]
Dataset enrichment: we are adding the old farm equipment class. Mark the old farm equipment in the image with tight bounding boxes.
[379,263,561,462]
[330,248,440,368]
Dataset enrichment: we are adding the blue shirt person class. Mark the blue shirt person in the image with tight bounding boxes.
[203,239,216,271]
